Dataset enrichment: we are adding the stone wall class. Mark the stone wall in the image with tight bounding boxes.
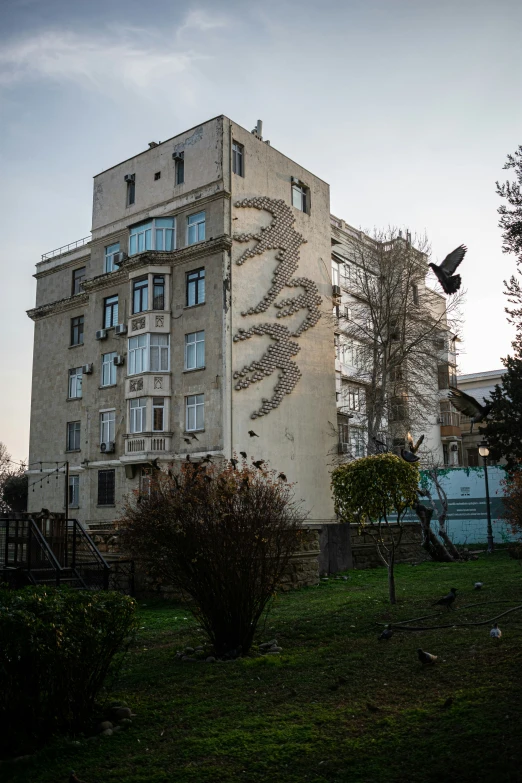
[350,522,427,569]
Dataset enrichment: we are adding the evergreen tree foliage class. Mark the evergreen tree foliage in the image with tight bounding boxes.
[483,354,522,471]
[497,146,522,352]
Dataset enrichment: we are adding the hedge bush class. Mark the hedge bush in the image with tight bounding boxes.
[0,586,137,755]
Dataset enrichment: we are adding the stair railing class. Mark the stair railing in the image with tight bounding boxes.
[68,519,111,590]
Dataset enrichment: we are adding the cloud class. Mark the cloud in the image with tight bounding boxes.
[0,13,225,97]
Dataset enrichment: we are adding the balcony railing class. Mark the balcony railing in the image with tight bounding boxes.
[41,235,91,262]
[125,436,171,455]
[440,411,461,427]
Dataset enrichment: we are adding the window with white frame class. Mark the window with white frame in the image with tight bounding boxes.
[66,421,81,451]
[187,212,205,245]
[349,428,366,458]
[101,352,117,387]
[129,398,147,434]
[129,218,175,256]
[332,261,340,287]
[68,474,79,508]
[185,331,205,370]
[68,367,83,398]
[152,397,165,431]
[105,242,120,273]
[291,182,309,213]
[133,277,148,313]
[128,334,170,375]
[339,263,351,287]
[343,385,362,411]
[186,394,204,432]
[100,410,115,445]
[232,141,244,176]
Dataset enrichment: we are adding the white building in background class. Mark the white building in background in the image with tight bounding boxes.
[457,368,505,466]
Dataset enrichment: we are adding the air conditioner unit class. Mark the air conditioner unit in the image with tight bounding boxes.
[113,355,125,366]
[172,151,184,161]
[113,251,128,266]
[114,324,128,336]
[82,363,93,374]
[124,174,135,182]
[95,329,108,340]
[332,285,341,297]
[338,442,350,454]
[291,176,300,184]
[100,442,115,453]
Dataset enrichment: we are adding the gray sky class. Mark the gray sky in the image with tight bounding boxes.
[1,0,521,461]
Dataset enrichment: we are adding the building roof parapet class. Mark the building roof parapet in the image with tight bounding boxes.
[40,236,91,263]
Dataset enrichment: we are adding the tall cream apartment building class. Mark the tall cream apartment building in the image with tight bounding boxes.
[27,115,448,527]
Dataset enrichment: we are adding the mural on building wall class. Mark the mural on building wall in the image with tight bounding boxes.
[233,197,322,419]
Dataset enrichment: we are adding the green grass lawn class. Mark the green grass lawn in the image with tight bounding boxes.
[4,552,522,783]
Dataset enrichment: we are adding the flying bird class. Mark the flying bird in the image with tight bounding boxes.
[183,438,191,444]
[490,623,502,639]
[433,587,457,609]
[401,448,420,464]
[278,472,287,482]
[372,437,388,454]
[190,433,199,441]
[429,244,467,295]
[407,432,424,454]
[378,624,394,641]
[202,454,213,463]
[448,388,492,434]
[248,430,259,437]
[418,648,438,665]
[253,460,265,469]
[240,451,247,459]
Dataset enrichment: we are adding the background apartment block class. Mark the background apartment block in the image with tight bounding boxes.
[27,116,338,525]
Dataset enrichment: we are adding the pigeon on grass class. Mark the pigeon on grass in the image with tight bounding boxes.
[378,624,394,641]
[418,648,438,665]
[490,623,502,639]
[433,587,457,609]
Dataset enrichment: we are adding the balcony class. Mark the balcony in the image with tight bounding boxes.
[124,436,171,456]
[41,235,91,262]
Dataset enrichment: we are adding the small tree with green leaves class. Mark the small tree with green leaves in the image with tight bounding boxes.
[332,453,419,603]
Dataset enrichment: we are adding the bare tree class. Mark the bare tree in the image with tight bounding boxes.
[332,229,464,455]
[0,442,27,513]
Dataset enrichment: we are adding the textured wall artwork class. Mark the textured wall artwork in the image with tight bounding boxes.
[233,197,322,419]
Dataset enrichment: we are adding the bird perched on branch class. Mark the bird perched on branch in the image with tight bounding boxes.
[378,625,394,641]
[186,454,191,462]
[230,458,238,469]
[248,430,259,437]
[448,388,492,434]
[429,244,467,295]
[240,451,247,459]
[253,460,265,469]
[401,448,420,464]
[278,472,287,482]
[407,432,424,454]
[490,623,502,639]
[433,587,457,609]
[418,648,438,665]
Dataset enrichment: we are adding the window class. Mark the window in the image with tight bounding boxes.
[100,410,115,445]
[291,182,309,213]
[66,421,81,451]
[68,474,79,508]
[344,386,361,411]
[105,242,120,273]
[101,352,117,387]
[339,264,351,288]
[332,261,339,287]
[186,268,205,306]
[70,316,84,346]
[126,176,135,206]
[72,267,85,296]
[437,363,450,390]
[104,295,119,328]
[344,306,352,321]
[153,398,165,431]
[338,419,350,445]
[130,398,147,434]
[175,157,184,185]
[155,218,175,251]
[150,334,169,371]
[98,469,115,506]
[349,428,366,458]
[128,334,147,375]
[232,141,244,176]
[154,171,161,180]
[68,367,83,399]
[185,331,205,370]
[152,275,165,310]
[128,334,170,375]
[186,394,204,432]
[412,283,419,306]
[133,277,148,313]
[129,218,175,256]
[187,211,205,245]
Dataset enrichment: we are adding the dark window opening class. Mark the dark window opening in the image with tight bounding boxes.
[98,469,115,506]
[186,268,205,306]
[133,277,148,314]
[72,267,86,296]
[66,421,81,451]
[153,275,165,310]
[175,158,185,185]
[70,315,84,346]
[126,177,135,206]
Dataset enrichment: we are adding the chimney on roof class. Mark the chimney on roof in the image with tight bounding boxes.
[251,120,263,140]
